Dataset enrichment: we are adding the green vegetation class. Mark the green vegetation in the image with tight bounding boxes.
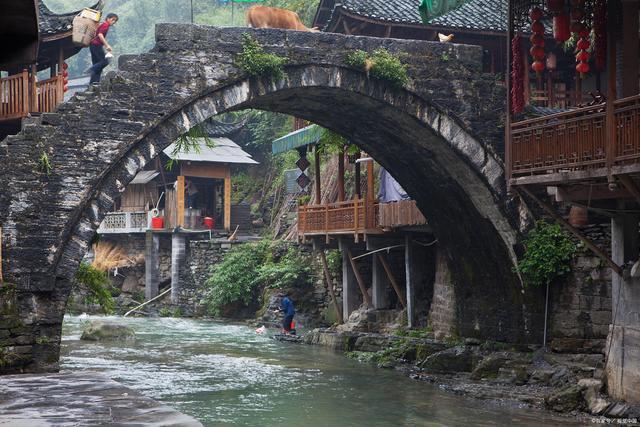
[74,263,116,314]
[204,241,314,316]
[395,326,432,339]
[325,249,342,278]
[345,49,409,89]
[166,124,215,171]
[517,220,577,288]
[318,129,359,156]
[235,34,288,80]
[38,152,52,175]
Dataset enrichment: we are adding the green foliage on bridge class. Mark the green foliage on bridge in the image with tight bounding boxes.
[345,49,409,89]
[74,263,115,314]
[517,221,577,288]
[236,34,288,80]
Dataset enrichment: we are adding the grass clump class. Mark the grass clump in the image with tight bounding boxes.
[345,48,408,89]
[236,34,287,81]
[74,262,115,314]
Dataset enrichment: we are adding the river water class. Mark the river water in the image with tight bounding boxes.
[61,316,583,426]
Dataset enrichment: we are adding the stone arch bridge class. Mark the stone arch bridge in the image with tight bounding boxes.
[0,25,536,373]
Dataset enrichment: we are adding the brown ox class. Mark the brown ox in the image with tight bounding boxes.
[246,5,319,32]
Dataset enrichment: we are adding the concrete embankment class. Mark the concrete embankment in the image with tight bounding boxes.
[0,372,202,426]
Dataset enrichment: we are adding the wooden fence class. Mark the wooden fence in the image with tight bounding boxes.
[298,199,380,236]
[378,200,427,228]
[0,71,64,121]
[510,94,640,178]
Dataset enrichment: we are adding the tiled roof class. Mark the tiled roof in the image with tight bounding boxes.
[427,0,507,32]
[39,1,103,38]
[202,118,247,137]
[324,0,508,33]
[337,0,423,25]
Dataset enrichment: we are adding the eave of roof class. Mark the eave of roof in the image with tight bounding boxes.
[39,0,103,40]
[163,137,259,164]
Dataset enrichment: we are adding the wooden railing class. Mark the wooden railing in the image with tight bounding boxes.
[0,71,64,121]
[298,199,380,237]
[98,211,150,233]
[510,94,640,180]
[530,89,590,109]
[378,200,427,228]
[0,70,30,120]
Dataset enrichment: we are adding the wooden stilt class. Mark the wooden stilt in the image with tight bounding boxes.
[517,187,622,275]
[376,253,406,309]
[317,246,344,323]
[346,248,372,306]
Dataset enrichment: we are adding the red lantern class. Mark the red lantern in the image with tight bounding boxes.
[576,62,589,74]
[63,70,69,78]
[530,46,546,60]
[548,0,564,13]
[531,21,545,34]
[62,62,68,70]
[63,85,69,92]
[577,38,590,50]
[530,34,545,46]
[553,12,570,43]
[575,50,591,62]
[530,7,543,21]
[532,60,546,73]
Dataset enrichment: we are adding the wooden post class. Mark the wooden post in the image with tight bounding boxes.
[605,11,618,177]
[30,64,37,113]
[314,146,321,205]
[621,1,639,97]
[346,248,372,307]
[0,226,3,283]
[404,235,416,328]
[505,0,513,189]
[224,169,231,230]
[337,150,345,202]
[316,243,344,323]
[376,253,406,309]
[354,152,361,199]
[21,70,29,117]
[176,175,185,227]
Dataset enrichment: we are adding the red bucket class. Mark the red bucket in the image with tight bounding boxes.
[151,216,164,229]
[203,217,215,229]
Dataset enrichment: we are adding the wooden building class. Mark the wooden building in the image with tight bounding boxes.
[0,1,102,137]
[505,0,640,404]
[313,0,509,73]
[98,119,257,234]
[271,124,453,334]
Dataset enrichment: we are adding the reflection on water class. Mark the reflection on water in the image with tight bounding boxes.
[61,316,582,427]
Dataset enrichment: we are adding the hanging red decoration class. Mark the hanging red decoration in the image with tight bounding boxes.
[570,0,590,78]
[576,62,590,74]
[593,0,607,71]
[553,12,571,43]
[577,38,590,51]
[575,50,591,62]
[529,7,546,75]
[511,34,525,115]
[62,62,68,70]
[530,46,546,60]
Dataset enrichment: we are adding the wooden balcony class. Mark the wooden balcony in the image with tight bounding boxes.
[298,199,382,239]
[298,199,428,240]
[0,70,64,122]
[508,94,640,186]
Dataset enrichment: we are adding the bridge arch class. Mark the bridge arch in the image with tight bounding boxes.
[0,25,537,373]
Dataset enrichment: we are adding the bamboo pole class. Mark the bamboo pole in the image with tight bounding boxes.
[346,248,372,306]
[376,253,406,309]
[124,287,171,317]
[317,248,343,323]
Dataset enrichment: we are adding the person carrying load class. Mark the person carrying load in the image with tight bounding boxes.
[88,13,118,84]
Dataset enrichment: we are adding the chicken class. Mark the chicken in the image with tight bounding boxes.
[438,33,454,43]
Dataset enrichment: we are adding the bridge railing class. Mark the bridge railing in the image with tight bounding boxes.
[509,94,640,180]
[98,211,150,234]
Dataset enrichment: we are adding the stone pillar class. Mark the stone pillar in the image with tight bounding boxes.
[606,213,640,403]
[339,238,359,318]
[367,239,389,309]
[171,232,187,305]
[405,235,416,328]
[429,246,457,340]
[144,231,160,301]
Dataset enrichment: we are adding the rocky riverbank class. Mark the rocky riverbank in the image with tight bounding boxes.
[299,328,640,422]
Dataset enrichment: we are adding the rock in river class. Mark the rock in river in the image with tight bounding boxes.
[81,321,135,341]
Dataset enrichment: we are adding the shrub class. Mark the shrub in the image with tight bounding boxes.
[255,247,314,290]
[345,49,409,89]
[74,262,115,314]
[517,220,577,288]
[204,240,270,316]
[235,34,287,80]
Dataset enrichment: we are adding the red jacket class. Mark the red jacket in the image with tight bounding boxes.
[90,22,110,46]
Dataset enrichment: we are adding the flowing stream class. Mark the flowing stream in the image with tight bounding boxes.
[61,316,583,426]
